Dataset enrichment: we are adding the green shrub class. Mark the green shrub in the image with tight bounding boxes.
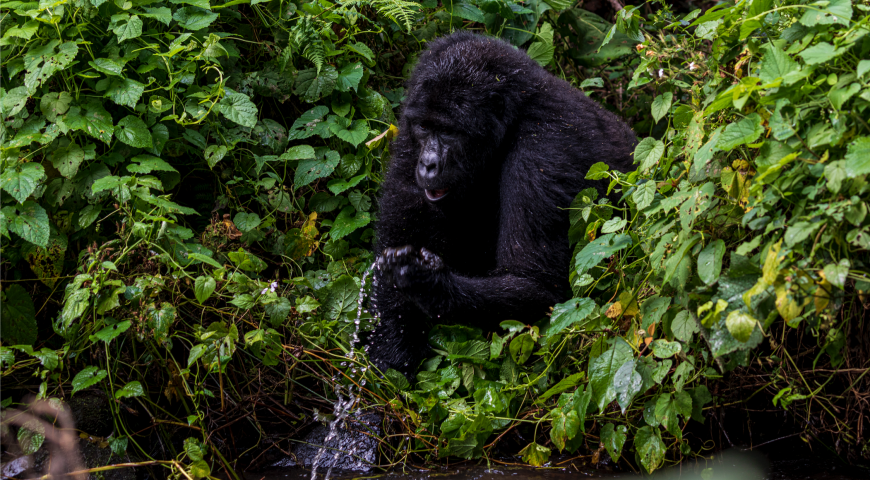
[1,0,868,475]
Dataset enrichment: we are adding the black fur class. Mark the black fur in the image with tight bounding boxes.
[367,32,637,376]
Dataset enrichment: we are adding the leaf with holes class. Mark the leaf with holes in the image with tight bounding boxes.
[114,116,152,148]
[549,297,596,336]
[51,143,85,179]
[2,163,44,204]
[11,201,50,248]
[330,206,371,240]
[72,366,108,394]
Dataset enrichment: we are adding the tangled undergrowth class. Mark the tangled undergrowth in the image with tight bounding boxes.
[2,0,869,476]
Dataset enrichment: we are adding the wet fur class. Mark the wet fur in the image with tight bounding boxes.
[366,32,638,377]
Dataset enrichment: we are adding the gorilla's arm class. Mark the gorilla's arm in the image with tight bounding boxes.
[377,246,561,325]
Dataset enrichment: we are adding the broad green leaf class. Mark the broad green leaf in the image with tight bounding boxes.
[11,201,50,247]
[63,102,114,144]
[0,284,37,346]
[281,145,317,161]
[2,163,44,203]
[799,0,851,26]
[91,320,131,343]
[51,143,85,178]
[575,233,632,275]
[105,78,145,108]
[798,42,846,65]
[828,83,860,110]
[632,181,656,210]
[330,206,371,239]
[4,20,39,40]
[758,43,799,84]
[40,92,73,121]
[784,221,822,247]
[585,162,610,180]
[550,408,579,452]
[601,217,627,233]
[345,42,374,63]
[651,92,672,123]
[72,366,108,394]
[115,381,144,399]
[549,297,596,335]
[450,3,485,22]
[670,311,698,342]
[233,212,261,232]
[844,137,870,177]
[113,15,143,42]
[142,7,173,25]
[227,249,267,272]
[173,7,219,30]
[538,372,585,403]
[697,239,725,285]
[509,333,535,365]
[651,339,681,358]
[725,310,757,342]
[331,119,369,147]
[519,442,550,466]
[600,423,628,462]
[89,58,124,76]
[717,113,763,150]
[590,338,633,412]
[634,426,666,473]
[1,86,30,117]
[336,63,364,92]
[195,276,216,303]
[17,420,44,455]
[128,154,176,174]
[527,42,555,66]
[823,259,849,290]
[115,116,153,148]
[220,89,258,128]
[294,67,339,103]
[634,137,665,171]
[613,359,642,413]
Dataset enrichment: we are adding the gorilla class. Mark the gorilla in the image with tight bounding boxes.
[367,32,638,377]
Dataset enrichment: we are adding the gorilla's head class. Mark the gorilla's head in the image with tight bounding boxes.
[401,33,537,203]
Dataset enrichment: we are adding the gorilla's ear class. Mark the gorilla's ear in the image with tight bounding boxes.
[488,92,505,117]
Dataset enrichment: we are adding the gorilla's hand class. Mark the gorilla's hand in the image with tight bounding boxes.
[377,246,444,294]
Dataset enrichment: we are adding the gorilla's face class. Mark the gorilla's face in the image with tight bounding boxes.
[405,86,507,203]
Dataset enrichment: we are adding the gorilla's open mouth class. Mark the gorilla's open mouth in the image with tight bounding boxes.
[425,188,449,201]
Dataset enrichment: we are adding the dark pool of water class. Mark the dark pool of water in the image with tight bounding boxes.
[245,446,869,480]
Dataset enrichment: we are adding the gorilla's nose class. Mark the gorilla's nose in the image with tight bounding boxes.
[417,151,440,181]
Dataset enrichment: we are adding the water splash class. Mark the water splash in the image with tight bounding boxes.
[309,261,380,480]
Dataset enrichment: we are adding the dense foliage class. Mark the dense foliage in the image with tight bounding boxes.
[1,0,869,476]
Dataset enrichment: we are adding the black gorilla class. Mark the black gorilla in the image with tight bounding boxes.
[367,32,637,376]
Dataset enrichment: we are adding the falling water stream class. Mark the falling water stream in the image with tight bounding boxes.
[309,262,378,480]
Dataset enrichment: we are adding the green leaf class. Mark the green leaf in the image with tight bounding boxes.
[40,92,73,121]
[717,113,764,150]
[527,42,555,66]
[89,58,124,77]
[115,116,153,148]
[585,162,610,180]
[173,7,219,30]
[509,333,535,365]
[193,275,215,304]
[51,143,85,179]
[17,419,45,455]
[538,372,585,403]
[220,89,258,128]
[697,239,725,285]
[330,206,371,240]
[450,3,485,22]
[758,43,799,84]
[844,137,870,177]
[671,311,698,342]
[612,359,642,413]
[590,338,634,411]
[519,442,550,467]
[331,119,369,147]
[550,408,579,452]
[575,233,632,275]
[828,83,860,110]
[115,381,144,399]
[63,102,114,144]
[798,42,846,65]
[227,249,267,272]
[632,181,656,210]
[345,42,374,64]
[294,66,339,103]
[1,284,37,346]
[600,423,628,462]
[823,259,849,290]
[2,86,30,117]
[634,426,666,473]
[725,310,757,342]
[549,297,596,335]
[109,436,129,456]
[651,339,681,358]
[72,366,108,394]
[325,275,357,320]
[91,320,132,343]
[784,221,822,247]
[799,0,851,26]
[233,212,261,232]
[336,63,364,92]
[105,77,145,108]
[2,163,44,203]
[142,7,173,25]
[4,20,39,40]
[11,201,51,247]
[113,15,143,42]
[128,154,177,174]
[651,92,672,123]
[634,138,665,171]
